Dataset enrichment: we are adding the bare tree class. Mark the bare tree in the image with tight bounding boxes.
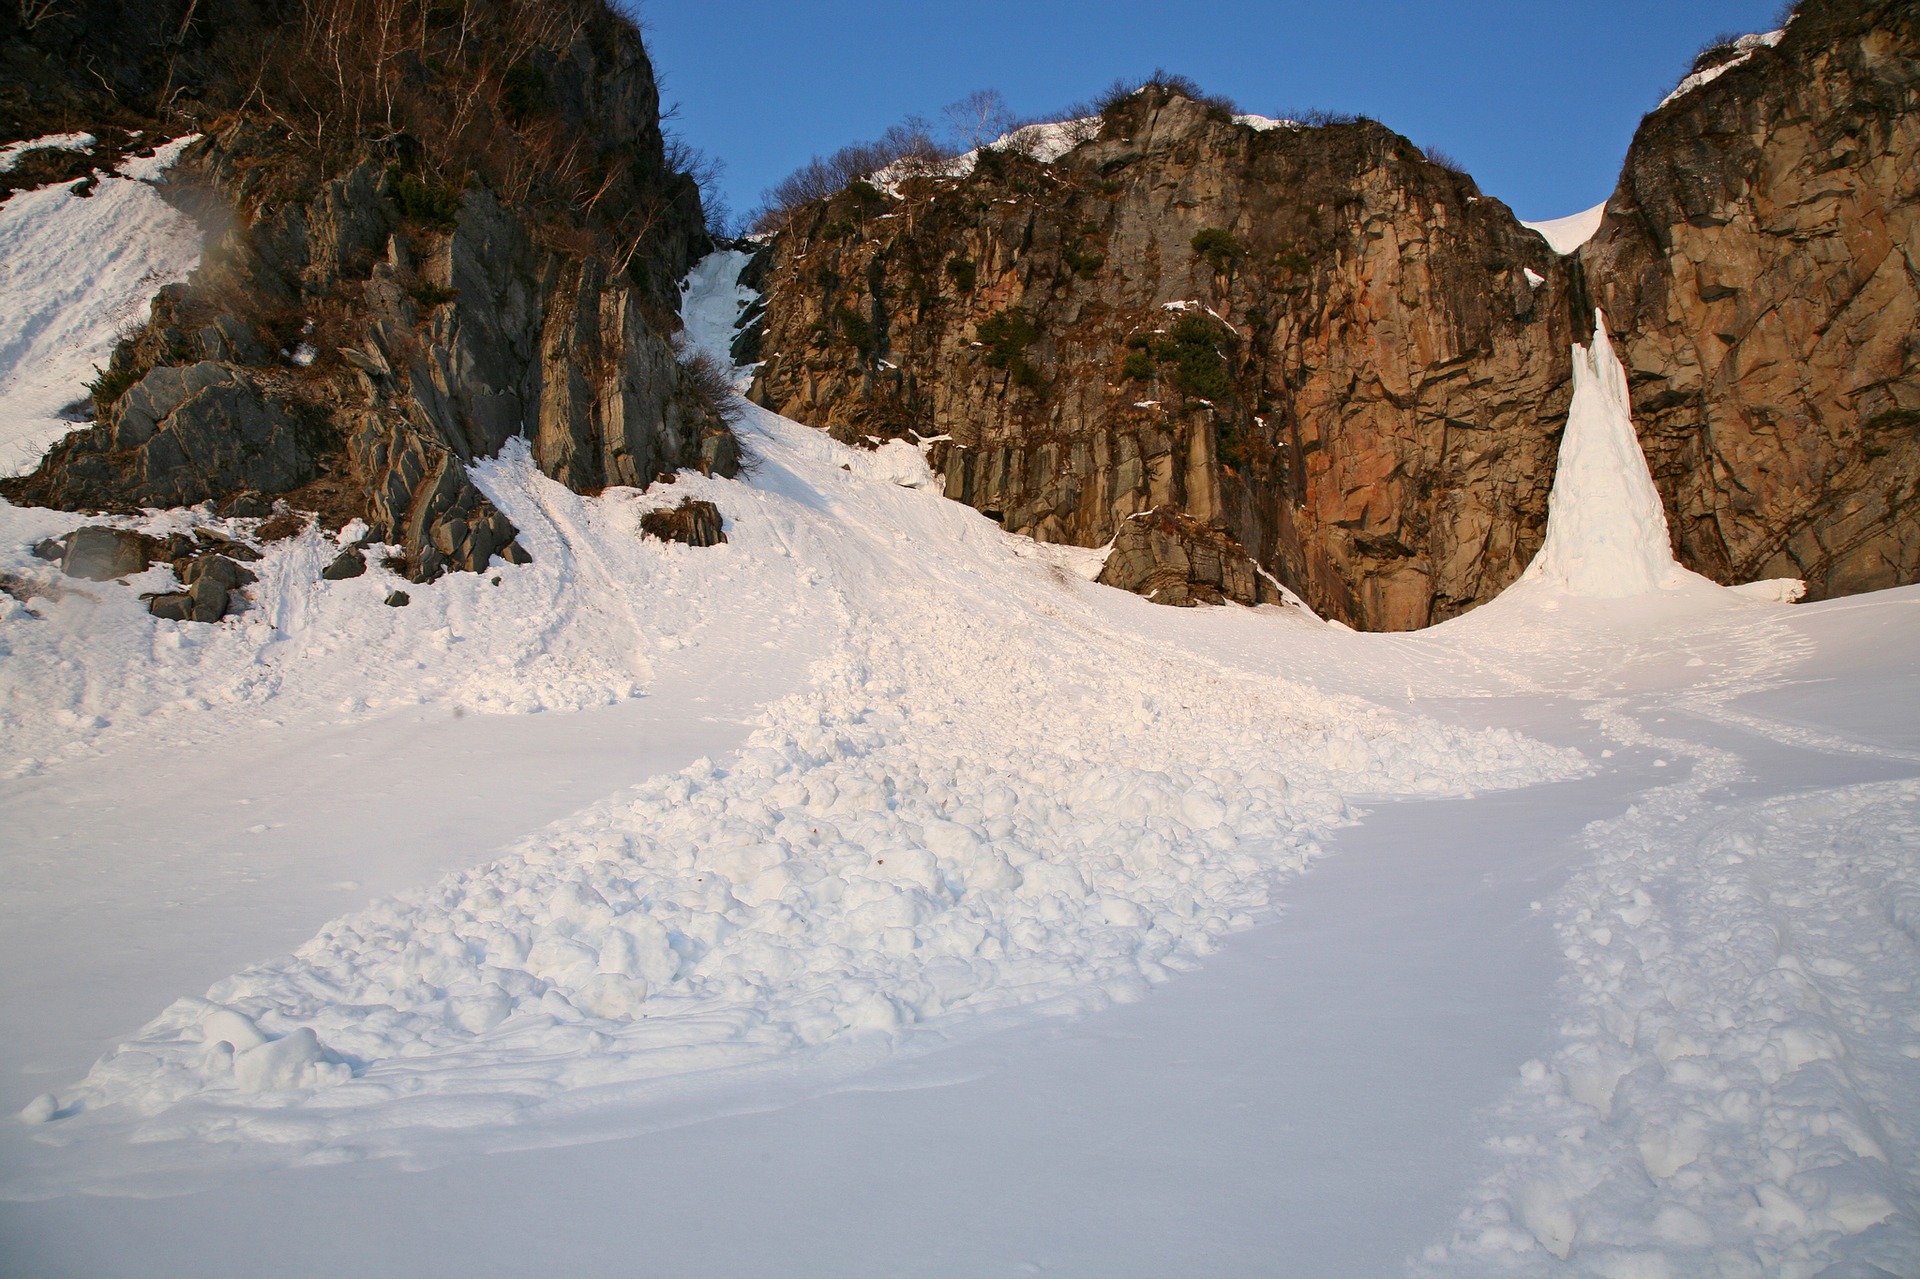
[943,88,1016,150]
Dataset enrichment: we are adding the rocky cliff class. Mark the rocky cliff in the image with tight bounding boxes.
[1582,0,1920,599]
[1,0,736,581]
[748,87,1577,630]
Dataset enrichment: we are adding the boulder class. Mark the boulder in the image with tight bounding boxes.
[322,548,367,580]
[639,498,727,548]
[61,527,154,581]
[750,87,1572,629]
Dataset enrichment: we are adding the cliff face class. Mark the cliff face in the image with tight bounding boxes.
[1582,0,1920,599]
[749,90,1576,630]
[2,0,735,580]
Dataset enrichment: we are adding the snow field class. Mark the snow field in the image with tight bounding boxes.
[5,257,1588,1182]
[23,399,1584,1170]
[0,135,204,476]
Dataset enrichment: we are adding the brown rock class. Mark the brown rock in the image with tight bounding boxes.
[1581,0,1920,598]
[1096,506,1276,607]
[640,498,727,547]
[750,87,1573,630]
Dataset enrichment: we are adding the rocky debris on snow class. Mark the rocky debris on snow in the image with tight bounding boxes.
[750,82,1573,630]
[29,522,266,621]
[1581,0,1920,600]
[144,551,256,623]
[639,497,728,548]
[384,589,410,607]
[1096,507,1276,607]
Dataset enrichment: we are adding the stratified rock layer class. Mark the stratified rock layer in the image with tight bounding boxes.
[751,88,1576,629]
[3,0,735,581]
[1583,0,1920,598]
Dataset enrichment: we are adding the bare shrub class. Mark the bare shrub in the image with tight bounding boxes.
[679,350,742,427]
[1420,143,1466,173]
[944,89,1017,149]
[749,116,951,234]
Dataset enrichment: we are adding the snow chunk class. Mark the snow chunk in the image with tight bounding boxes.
[231,1027,350,1093]
[1521,202,1606,255]
[1524,312,1679,597]
[1234,114,1300,132]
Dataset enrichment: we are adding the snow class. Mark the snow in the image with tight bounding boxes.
[0,133,95,173]
[1659,30,1786,109]
[1522,201,1607,255]
[870,118,1100,194]
[1234,113,1300,131]
[0,244,1915,1277]
[0,134,203,476]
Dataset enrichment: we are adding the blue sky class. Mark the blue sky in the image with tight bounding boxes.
[629,0,1787,227]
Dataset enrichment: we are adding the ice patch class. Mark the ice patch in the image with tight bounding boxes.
[1524,313,1681,598]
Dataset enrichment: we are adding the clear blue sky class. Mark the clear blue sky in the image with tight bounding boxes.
[627,0,1787,227]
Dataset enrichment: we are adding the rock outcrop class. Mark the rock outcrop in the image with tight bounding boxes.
[749,87,1576,630]
[1,0,737,582]
[1582,0,1920,599]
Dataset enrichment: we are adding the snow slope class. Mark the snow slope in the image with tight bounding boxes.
[1,248,1915,1278]
[0,135,204,476]
[1,260,1583,1188]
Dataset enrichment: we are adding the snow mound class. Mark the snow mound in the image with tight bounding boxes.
[1524,313,1681,598]
[1521,202,1606,255]
[0,134,203,476]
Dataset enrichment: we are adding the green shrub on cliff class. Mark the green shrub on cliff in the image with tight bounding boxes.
[977,308,1042,388]
[1191,228,1243,273]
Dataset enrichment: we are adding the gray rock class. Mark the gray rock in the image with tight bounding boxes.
[188,573,231,622]
[180,554,256,593]
[384,589,410,607]
[62,527,152,581]
[146,592,195,621]
[322,548,367,580]
[31,539,63,562]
